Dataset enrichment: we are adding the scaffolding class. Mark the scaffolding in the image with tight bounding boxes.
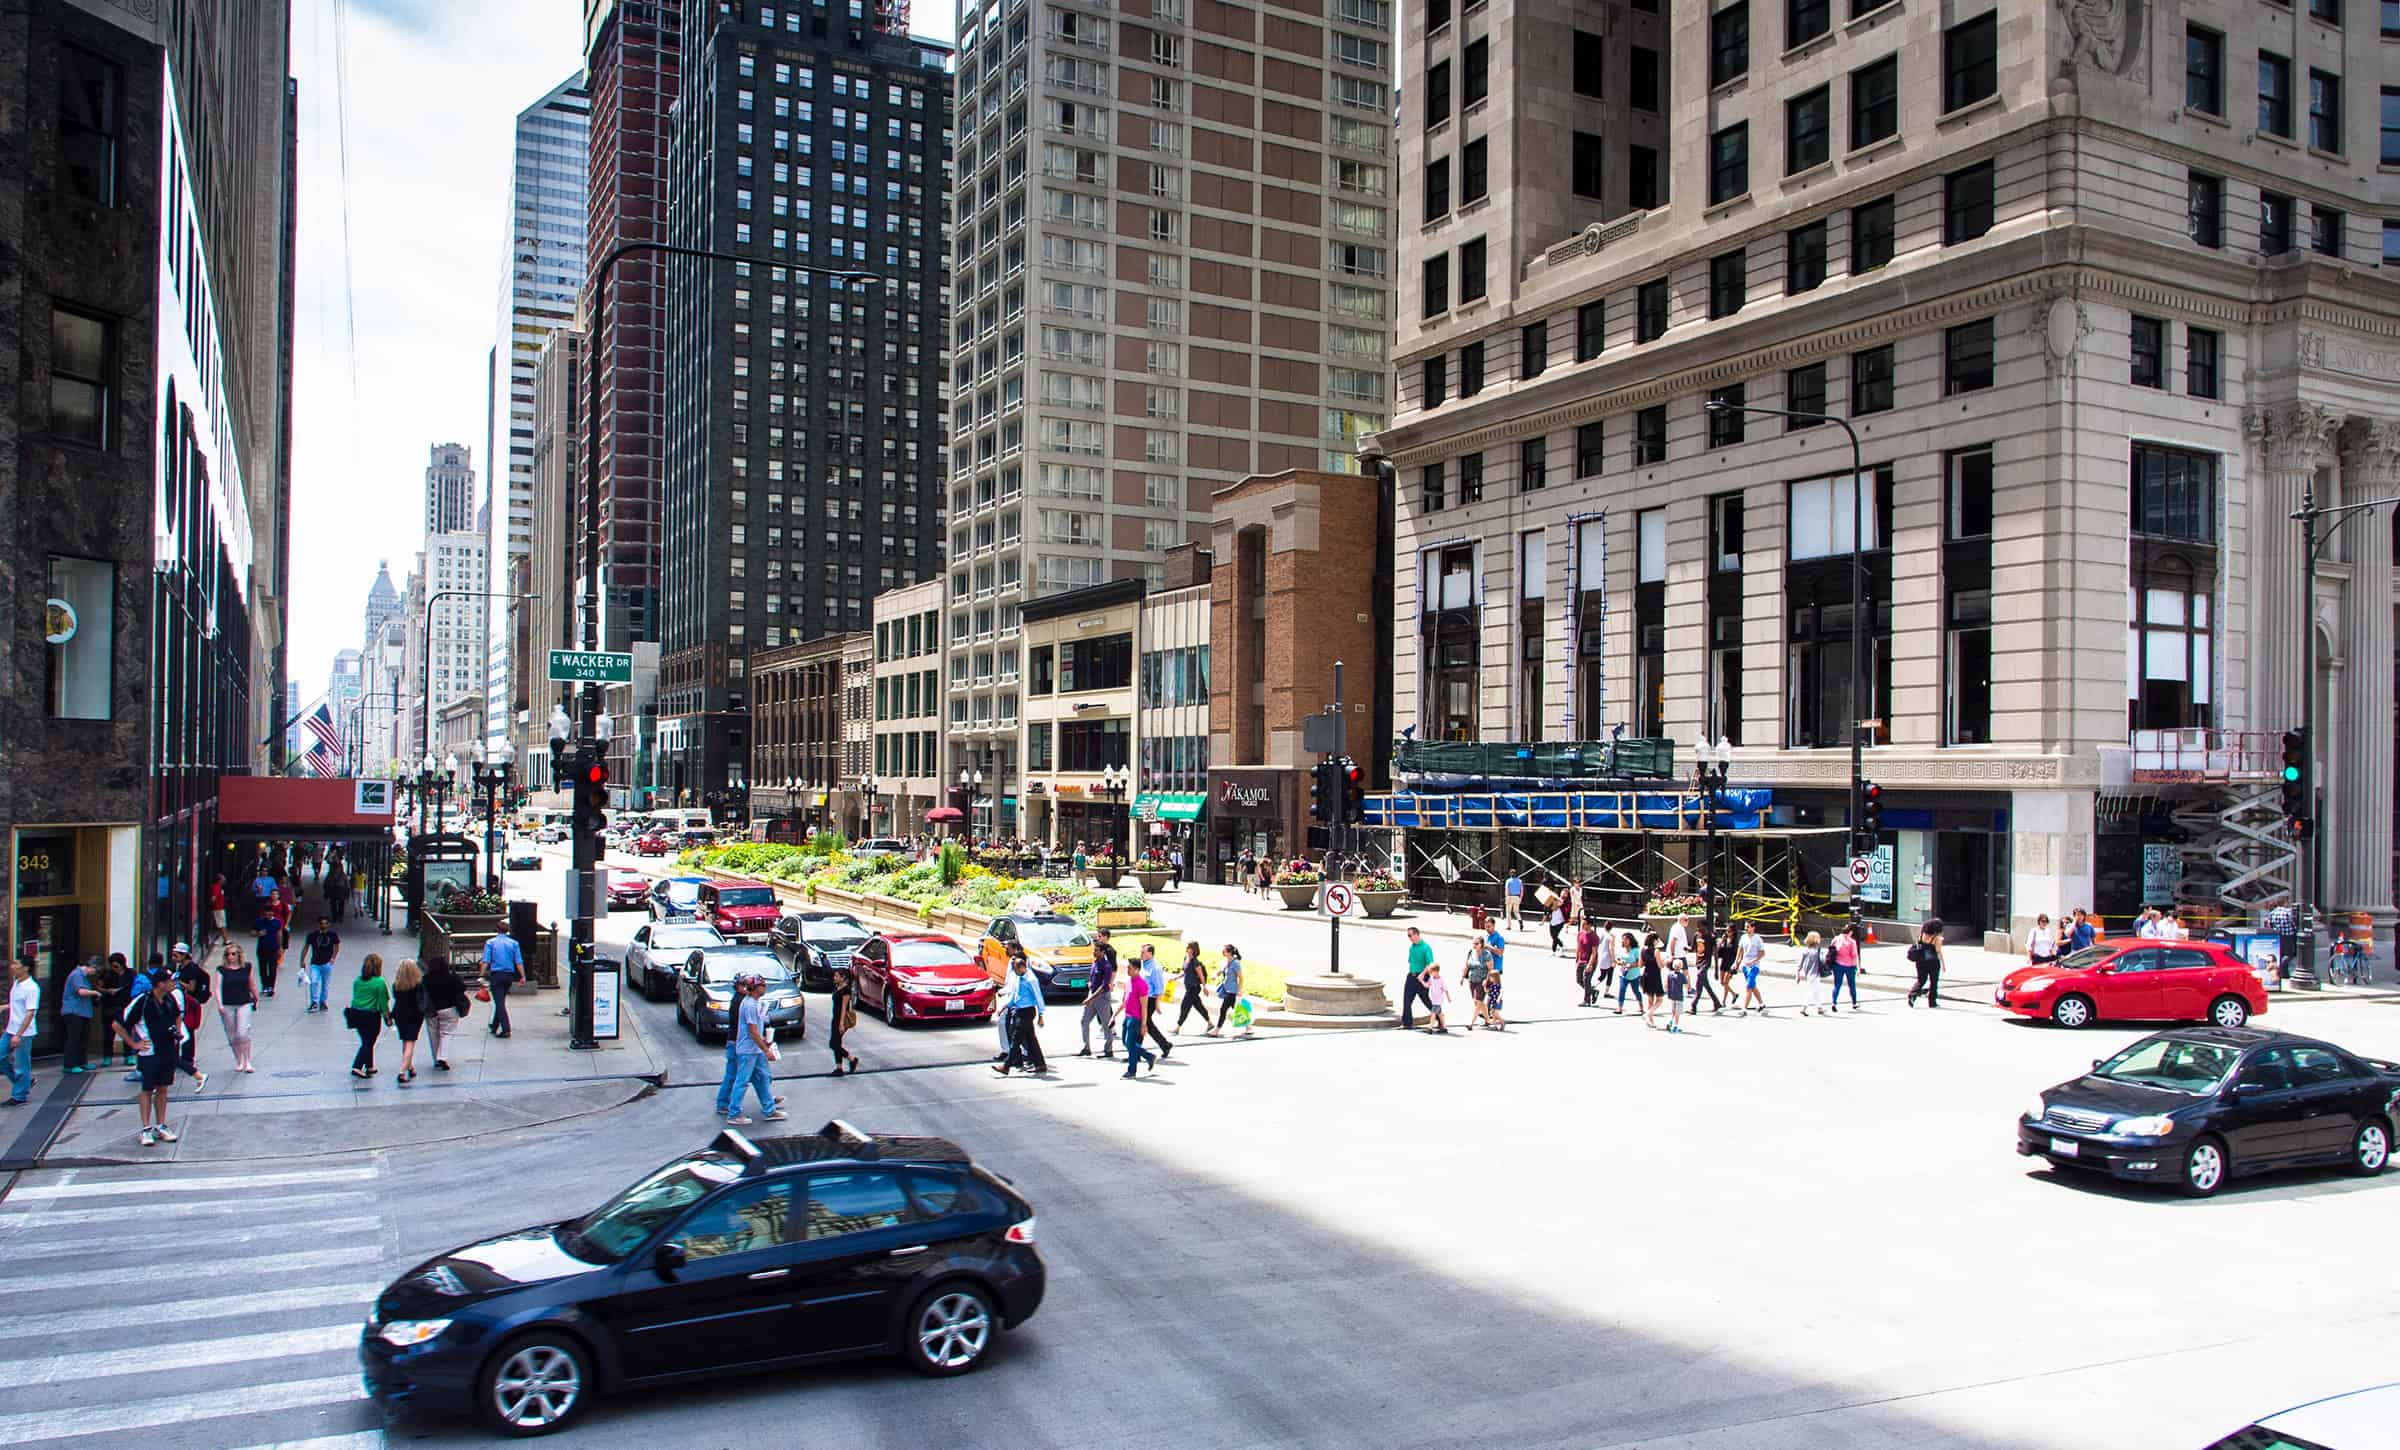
[2125,730,2297,917]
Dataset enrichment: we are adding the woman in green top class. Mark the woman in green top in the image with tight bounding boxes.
[346,952,391,1080]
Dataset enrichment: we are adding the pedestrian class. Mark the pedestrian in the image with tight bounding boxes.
[1737,920,1769,1014]
[1169,844,1184,888]
[1503,871,1526,929]
[1239,847,1255,894]
[2160,908,2186,942]
[172,945,211,1087]
[1422,964,1450,1032]
[1615,932,1645,1012]
[58,956,99,1075]
[215,943,257,1074]
[718,974,784,1123]
[1079,928,1119,1060]
[1138,944,1172,1059]
[301,916,340,1012]
[2134,907,2162,940]
[1573,919,1601,1007]
[1175,942,1212,1033]
[992,951,1049,1075]
[1639,933,1665,1027]
[828,959,861,1076]
[1906,919,1945,1008]
[482,928,523,1038]
[1254,855,1274,894]
[1795,931,1830,1015]
[249,863,278,928]
[3,958,38,1105]
[207,875,228,951]
[95,953,130,1067]
[1483,947,1506,1030]
[1666,911,1692,965]
[1399,926,1436,1029]
[1208,944,1245,1036]
[389,959,428,1084]
[325,865,350,922]
[1462,933,1490,1030]
[119,968,183,1144]
[1714,927,1739,1009]
[2067,908,2098,953]
[346,953,390,1079]
[1684,928,1723,1016]
[1828,923,1862,1011]
[255,909,288,1002]
[423,956,471,1071]
[2026,913,2057,968]
[1119,954,1155,1077]
[1664,955,1687,1033]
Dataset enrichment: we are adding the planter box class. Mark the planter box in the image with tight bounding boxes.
[1357,889,1405,919]
[1275,883,1321,911]
[1095,908,1150,929]
[1643,914,1704,940]
[1088,867,1124,889]
[1131,870,1171,894]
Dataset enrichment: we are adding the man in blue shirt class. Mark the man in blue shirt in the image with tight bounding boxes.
[1503,873,1526,928]
[992,953,1048,1075]
[481,931,523,1038]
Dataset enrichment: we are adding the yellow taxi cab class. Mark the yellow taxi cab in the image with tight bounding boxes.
[976,913,1097,1000]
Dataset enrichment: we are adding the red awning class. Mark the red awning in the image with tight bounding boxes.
[215,776,397,832]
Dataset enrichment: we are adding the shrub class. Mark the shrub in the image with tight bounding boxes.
[939,842,966,886]
[801,830,849,856]
[1272,859,1323,886]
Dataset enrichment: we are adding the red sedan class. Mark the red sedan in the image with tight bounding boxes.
[855,932,999,1025]
[1995,938,2269,1029]
[631,833,674,857]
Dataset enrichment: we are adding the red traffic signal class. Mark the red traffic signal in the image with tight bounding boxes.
[586,761,609,785]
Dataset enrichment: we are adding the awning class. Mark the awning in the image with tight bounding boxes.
[1135,791,1205,821]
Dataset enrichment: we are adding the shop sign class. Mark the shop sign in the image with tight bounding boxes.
[14,833,74,900]
[1830,844,1893,905]
[1221,782,1271,810]
[355,778,395,816]
[2141,843,2182,904]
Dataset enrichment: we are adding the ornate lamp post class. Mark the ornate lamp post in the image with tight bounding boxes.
[472,742,515,892]
[1692,735,1735,933]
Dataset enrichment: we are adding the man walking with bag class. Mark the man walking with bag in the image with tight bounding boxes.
[1078,929,1119,1060]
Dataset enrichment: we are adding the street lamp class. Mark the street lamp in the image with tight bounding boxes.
[1692,735,1735,933]
[472,742,515,892]
[860,772,880,836]
[1098,763,1129,855]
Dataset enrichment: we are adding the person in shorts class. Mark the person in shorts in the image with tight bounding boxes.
[120,970,184,1145]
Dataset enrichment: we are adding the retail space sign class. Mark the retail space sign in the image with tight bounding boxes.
[1833,845,1894,905]
[548,649,635,684]
[355,779,394,816]
[2141,843,2182,905]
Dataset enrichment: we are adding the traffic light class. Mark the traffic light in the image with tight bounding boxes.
[2281,729,2309,835]
[1859,780,1884,840]
[1340,756,1365,822]
[1308,759,1329,822]
[574,754,611,839]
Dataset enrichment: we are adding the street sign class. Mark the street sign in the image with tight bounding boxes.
[548,649,634,684]
[1302,713,1340,754]
[1323,882,1357,917]
[1847,856,1872,887]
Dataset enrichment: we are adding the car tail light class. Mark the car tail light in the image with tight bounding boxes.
[1005,1217,1037,1244]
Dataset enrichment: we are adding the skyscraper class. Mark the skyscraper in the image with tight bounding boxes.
[653,1,954,804]
[363,560,402,659]
[488,74,591,757]
[424,442,476,536]
[939,0,1396,831]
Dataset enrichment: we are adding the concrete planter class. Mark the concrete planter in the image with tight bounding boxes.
[1274,882,1321,911]
[1131,870,1171,894]
[1357,889,1405,919]
[1088,866,1125,889]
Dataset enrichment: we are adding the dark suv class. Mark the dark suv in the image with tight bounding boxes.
[361,1122,1045,1436]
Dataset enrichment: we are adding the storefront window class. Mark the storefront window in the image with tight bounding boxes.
[46,555,113,719]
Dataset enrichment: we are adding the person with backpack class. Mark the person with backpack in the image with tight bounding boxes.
[1906,919,1946,1008]
[171,944,211,1089]
[118,968,184,1145]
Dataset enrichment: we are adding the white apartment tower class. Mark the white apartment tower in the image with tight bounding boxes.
[424,442,477,537]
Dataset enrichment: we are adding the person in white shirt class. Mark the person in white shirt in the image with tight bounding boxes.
[2159,909,2186,942]
[2027,914,2058,966]
[5,959,39,1105]
[1666,914,1692,963]
[2134,909,2162,940]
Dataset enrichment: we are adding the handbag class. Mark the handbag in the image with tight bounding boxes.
[474,987,491,1002]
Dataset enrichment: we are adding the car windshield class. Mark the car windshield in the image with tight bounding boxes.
[893,941,973,969]
[561,1156,741,1262]
[2054,945,2116,971]
[717,888,776,907]
[1017,920,1091,950]
[661,882,702,903]
[2094,1037,2241,1093]
[803,920,870,948]
[651,925,726,951]
[701,952,790,985]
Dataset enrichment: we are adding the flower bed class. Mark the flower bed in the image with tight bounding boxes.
[681,843,1149,932]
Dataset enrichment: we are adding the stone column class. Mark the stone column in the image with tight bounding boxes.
[2244,403,2343,720]
[2334,417,2400,943]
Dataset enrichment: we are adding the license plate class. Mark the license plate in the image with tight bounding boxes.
[1058,977,1085,990]
[2049,1137,2080,1158]
[944,999,966,1012]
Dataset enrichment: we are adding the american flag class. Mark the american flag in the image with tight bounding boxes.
[301,702,340,777]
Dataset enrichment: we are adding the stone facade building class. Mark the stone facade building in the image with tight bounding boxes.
[1369,1,2400,941]
[750,630,854,832]
[870,578,947,835]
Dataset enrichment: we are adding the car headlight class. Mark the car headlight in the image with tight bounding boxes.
[2024,1094,2049,1122]
[375,1318,452,1347]
[704,990,732,1006]
[2016,977,2053,995]
[2107,1114,2177,1139]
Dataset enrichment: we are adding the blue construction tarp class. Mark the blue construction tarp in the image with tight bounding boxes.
[1361,788,1772,832]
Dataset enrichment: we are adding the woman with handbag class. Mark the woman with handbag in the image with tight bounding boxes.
[346,953,390,1080]
[422,958,472,1071]
[1906,919,1946,1008]
[388,959,428,1085]
[828,962,861,1077]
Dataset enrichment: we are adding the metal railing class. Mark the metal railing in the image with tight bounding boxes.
[1395,736,1679,783]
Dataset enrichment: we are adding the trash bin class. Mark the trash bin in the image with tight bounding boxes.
[508,899,543,982]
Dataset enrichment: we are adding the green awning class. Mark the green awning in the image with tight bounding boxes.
[1136,791,1205,822]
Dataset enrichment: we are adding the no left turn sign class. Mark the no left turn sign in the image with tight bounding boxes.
[1323,882,1357,917]
[1847,857,1872,887]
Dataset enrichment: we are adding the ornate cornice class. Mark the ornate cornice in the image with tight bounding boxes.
[2340,416,2400,484]
[1735,751,2102,789]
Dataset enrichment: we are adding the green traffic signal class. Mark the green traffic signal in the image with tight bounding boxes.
[2282,765,2302,782]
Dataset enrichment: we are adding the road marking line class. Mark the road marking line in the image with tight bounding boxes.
[0,1375,363,1447]
[3,1216,382,1263]
[0,1190,367,1227]
[0,1282,379,1340]
[0,1244,381,1294]
[227,1436,384,1450]
[9,1166,377,1199]
[9,1324,358,1385]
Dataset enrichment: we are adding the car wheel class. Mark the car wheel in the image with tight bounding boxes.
[882,985,896,1025]
[2049,994,2095,1029]
[2351,1116,2391,1177]
[904,1282,996,1377]
[2207,994,2250,1029]
[478,1330,593,1437]
[674,996,689,1028]
[2181,1135,2228,1198]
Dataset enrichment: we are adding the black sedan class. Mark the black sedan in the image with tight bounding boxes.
[673,945,805,1044]
[2018,1026,2400,1197]
[769,910,872,990]
[361,1123,1046,1436]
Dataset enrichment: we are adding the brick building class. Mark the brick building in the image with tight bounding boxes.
[750,631,854,832]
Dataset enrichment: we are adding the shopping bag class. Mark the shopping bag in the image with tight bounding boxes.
[1229,996,1255,1029]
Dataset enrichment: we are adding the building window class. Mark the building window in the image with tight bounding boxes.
[2260,191,2295,254]
[1421,463,1446,512]
[1425,60,1450,130]
[1519,530,1546,743]
[1636,405,1667,465]
[1851,56,1898,149]
[1945,161,1994,243]
[1629,144,1662,209]
[1631,47,1661,113]
[1521,436,1548,490]
[1709,123,1749,205]
[2309,70,2342,154]
[1852,196,1895,271]
[45,556,113,719]
[48,306,111,446]
[58,47,120,205]
[2187,327,2221,399]
[2384,86,2400,166]
[1787,362,1827,426]
[1522,320,1548,379]
[1788,220,1827,294]
[1708,248,1746,319]
[1944,319,1994,394]
[1577,300,1605,360]
[1790,0,1831,47]
[1634,508,1667,736]
[1425,156,1450,220]
[2186,25,2223,115]
[1458,236,1487,302]
[1423,254,1449,317]
[1460,340,1485,397]
[2187,171,2223,248]
[2259,51,2293,138]
[1707,383,1747,447]
[1576,421,1606,477]
[1464,36,1489,106]
[2129,557,2214,733]
[1422,355,1447,408]
[1943,446,1994,745]
[1710,2,1750,87]
[1708,492,1745,744]
[1462,136,1489,204]
[1573,29,1605,97]
[2130,315,2164,389]
[1572,131,1605,199]
[1943,13,1997,113]
[1429,0,1450,29]
[1852,343,1895,414]
[2131,442,2218,544]
[1787,86,1830,174]
[1460,452,1484,504]
[1785,464,1894,750]
[1636,280,1667,342]
[2310,0,2342,20]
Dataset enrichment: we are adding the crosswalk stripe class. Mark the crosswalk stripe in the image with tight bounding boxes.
[1,1245,382,1295]
[0,1283,379,1341]
[3,1216,381,1264]
[10,1323,358,1385]
[8,1167,378,1199]
[0,1373,361,1447]
[0,1190,367,1227]
[227,1436,384,1450]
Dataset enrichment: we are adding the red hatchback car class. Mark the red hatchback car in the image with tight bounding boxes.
[1995,939,2269,1029]
[854,932,999,1024]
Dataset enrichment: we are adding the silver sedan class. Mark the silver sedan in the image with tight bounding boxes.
[625,921,729,1001]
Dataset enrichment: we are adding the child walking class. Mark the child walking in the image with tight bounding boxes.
[1423,965,1450,1033]
[1664,956,1688,1033]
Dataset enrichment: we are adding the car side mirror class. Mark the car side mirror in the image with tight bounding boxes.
[2225,1082,2256,1100]
[654,1242,687,1275]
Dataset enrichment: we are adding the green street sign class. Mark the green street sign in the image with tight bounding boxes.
[548,649,634,684]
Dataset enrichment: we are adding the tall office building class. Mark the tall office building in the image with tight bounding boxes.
[488,75,591,757]
[1369,3,2400,941]
[524,326,586,770]
[654,0,954,805]
[940,0,1397,831]
[424,442,476,536]
[363,560,402,659]
[420,532,491,743]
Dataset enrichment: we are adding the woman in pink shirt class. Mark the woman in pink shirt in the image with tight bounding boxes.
[1119,962,1154,1078]
[1828,925,1862,1012]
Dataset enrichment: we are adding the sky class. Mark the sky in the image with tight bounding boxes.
[284,0,959,704]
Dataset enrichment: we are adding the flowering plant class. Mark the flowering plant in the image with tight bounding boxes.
[1642,892,1707,917]
[1273,859,1323,886]
[1353,869,1404,892]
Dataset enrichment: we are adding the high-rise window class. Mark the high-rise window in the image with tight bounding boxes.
[1789,0,1830,46]
[1710,3,1750,87]
[1577,300,1605,361]
[1572,131,1605,199]
[45,556,113,720]
[2131,443,2217,544]
[1943,319,1994,394]
[1459,237,1487,302]
[1852,195,1895,271]
[1423,254,1449,316]
[1707,383,1747,447]
[48,307,111,445]
[1852,343,1895,414]
[1422,355,1448,408]
[1574,30,1605,97]
[57,47,120,205]
[1462,137,1488,203]
[1944,161,1994,243]
[2185,25,2223,115]
[1631,47,1661,112]
[1851,56,1898,148]
[1420,463,1445,512]
[1787,87,1830,174]
[2314,206,2345,258]
[1460,340,1485,397]
[1943,446,1994,745]
[1577,422,1606,477]
[2130,316,2165,389]
[1464,38,1489,106]
[2187,327,2221,399]
[1426,156,1450,220]
[2260,191,2295,254]
[1636,405,1667,464]
[1425,60,1450,129]
[1636,280,1667,342]
[2187,171,2223,248]
[1522,320,1548,379]
[1709,123,1749,205]
[1787,362,1827,426]
[1460,452,1485,504]
[2309,70,2342,153]
[1709,248,1747,319]
[1942,13,1997,113]
[2384,86,2400,166]
[1629,145,1662,209]
[1522,437,1549,491]
[1788,220,1828,293]
[2259,52,2293,137]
